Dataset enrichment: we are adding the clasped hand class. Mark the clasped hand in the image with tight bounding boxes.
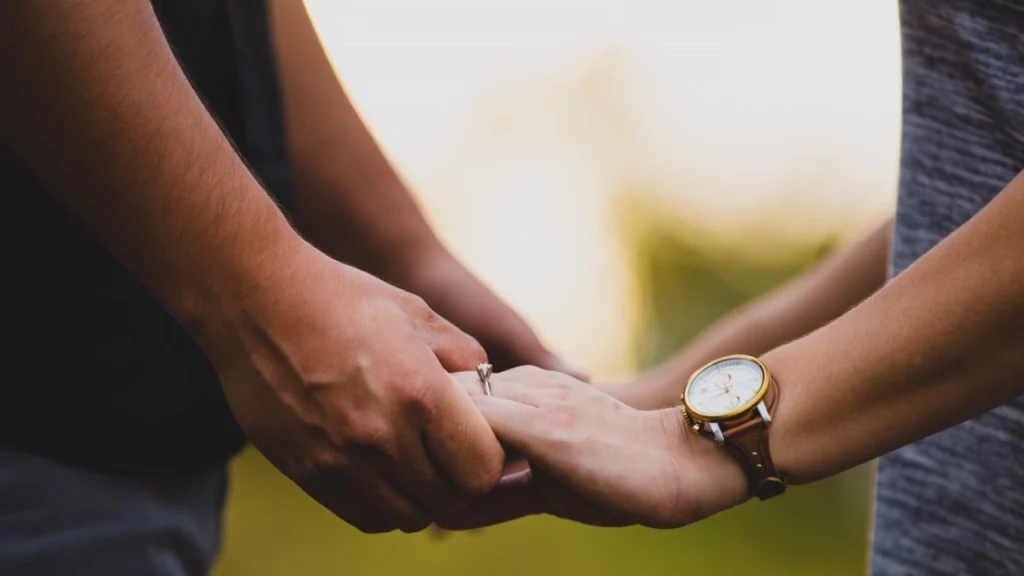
[209,242,743,533]
[205,243,577,534]
[438,367,750,530]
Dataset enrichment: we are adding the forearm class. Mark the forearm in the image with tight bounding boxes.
[767,173,1024,484]
[0,1,302,327]
[269,0,443,284]
[618,218,893,409]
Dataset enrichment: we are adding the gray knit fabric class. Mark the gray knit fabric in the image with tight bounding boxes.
[870,1,1024,574]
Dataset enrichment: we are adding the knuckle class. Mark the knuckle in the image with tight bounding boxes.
[345,416,393,451]
[396,377,436,420]
[402,293,433,319]
[442,327,483,353]
[466,335,487,357]
[400,375,434,404]
[545,407,582,446]
[441,334,486,370]
[460,339,487,365]
[549,387,574,403]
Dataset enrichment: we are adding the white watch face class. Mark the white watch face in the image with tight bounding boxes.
[686,357,766,418]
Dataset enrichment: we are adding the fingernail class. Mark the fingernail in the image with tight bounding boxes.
[499,467,533,488]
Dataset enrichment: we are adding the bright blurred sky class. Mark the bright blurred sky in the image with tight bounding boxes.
[304,0,902,375]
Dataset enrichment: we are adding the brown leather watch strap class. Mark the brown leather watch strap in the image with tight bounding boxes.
[720,378,786,500]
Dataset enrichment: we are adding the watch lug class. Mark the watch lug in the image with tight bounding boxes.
[709,422,725,444]
[757,400,772,426]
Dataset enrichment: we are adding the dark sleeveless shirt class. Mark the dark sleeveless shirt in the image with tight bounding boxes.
[0,0,290,475]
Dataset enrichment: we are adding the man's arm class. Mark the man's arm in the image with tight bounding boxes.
[0,0,504,533]
[267,0,438,280]
[267,0,581,374]
[612,217,893,409]
[0,0,294,320]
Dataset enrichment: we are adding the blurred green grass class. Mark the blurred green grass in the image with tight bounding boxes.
[215,204,871,576]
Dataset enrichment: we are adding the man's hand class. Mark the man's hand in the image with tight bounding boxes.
[438,367,749,529]
[198,244,505,533]
[1,0,499,536]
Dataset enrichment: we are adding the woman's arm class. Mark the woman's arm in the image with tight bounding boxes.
[612,217,892,409]
[443,171,1024,528]
[767,171,1024,483]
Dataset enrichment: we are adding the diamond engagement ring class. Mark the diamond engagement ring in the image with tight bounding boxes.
[476,363,493,396]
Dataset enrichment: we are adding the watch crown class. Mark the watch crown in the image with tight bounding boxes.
[680,406,696,430]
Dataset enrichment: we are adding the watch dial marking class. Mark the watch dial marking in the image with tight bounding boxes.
[686,358,765,417]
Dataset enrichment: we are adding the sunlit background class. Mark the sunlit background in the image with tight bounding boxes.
[217,1,901,574]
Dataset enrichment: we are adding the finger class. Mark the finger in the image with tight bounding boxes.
[498,366,581,390]
[469,395,543,455]
[383,428,467,516]
[437,466,629,529]
[434,473,542,530]
[350,473,433,534]
[501,348,590,383]
[465,307,590,382]
[304,475,429,534]
[421,312,488,372]
[502,455,530,477]
[423,373,506,500]
[451,371,546,407]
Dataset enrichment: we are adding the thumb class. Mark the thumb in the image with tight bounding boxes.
[423,374,505,497]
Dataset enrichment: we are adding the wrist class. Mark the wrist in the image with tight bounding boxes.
[170,204,312,335]
[655,407,750,523]
[759,345,817,485]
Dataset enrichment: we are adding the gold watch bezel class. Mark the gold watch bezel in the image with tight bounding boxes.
[680,354,770,421]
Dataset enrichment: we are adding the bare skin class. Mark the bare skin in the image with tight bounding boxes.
[610,218,893,409]
[441,172,1024,528]
[0,0,558,534]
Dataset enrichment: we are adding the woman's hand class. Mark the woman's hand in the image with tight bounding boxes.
[442,367,750,529]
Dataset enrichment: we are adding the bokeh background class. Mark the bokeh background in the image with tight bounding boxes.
[217,1,901,574]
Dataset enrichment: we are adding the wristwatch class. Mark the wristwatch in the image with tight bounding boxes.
[680,354,787,500]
